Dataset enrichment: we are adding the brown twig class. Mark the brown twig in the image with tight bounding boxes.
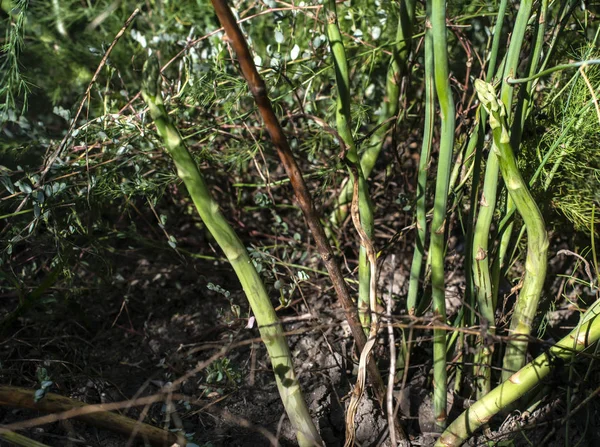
[209,0,388,407]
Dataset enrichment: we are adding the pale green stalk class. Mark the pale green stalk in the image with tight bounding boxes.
[436,299,600,447]
[513,0,549,143]
[430,0,456,428]
[325,0,374,334]
[141,58,322,447]
[506,59,600,84]
[457,6,508,396]
[492,0,549,308]
[406,3,434,316]
[475,80,549,381]
[468,0,508,399]
[360,0,414,177]
[331,0,415,227]
[470,0,533,389]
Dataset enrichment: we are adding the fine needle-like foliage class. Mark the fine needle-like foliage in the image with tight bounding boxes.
[140,57,322,447]
[0,0,30,117]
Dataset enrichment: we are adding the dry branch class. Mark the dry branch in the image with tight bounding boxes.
[0,386,183,447]
[209,0,388,404]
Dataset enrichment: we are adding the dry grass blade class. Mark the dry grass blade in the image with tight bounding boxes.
[343,165,406,445]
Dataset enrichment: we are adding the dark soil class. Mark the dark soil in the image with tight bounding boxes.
[2,155,600,447]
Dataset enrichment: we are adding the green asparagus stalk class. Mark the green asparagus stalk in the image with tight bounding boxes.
[331,0,415,227]
[141,58,322,447]
[430,0,456,428]
[461,0,507,397]
[436,299,600,447]
[406,1,434,316]
[474,80,549,380]
[491,0,549,311]
[470,0,533,389]
[325,0,374,335]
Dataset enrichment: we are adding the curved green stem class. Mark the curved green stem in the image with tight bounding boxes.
[507,59,600,84]
[326,0,374,335]
[475,80,549,380]
[437,300,600,447]
[471,0,533,392]
[492,0,549,311]
[463,0,507,398]
[141,58,322,447]
[331,0,415,226]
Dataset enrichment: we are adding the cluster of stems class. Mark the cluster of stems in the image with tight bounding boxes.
[468,0,507,397]
[475,80,549,379]
[147,1,593,446]
[470,0,534,394]
[330,0,415,227]
[325,0,374,335]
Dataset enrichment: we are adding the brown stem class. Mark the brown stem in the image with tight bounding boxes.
[209,0,388,405]
[0,386,182,446]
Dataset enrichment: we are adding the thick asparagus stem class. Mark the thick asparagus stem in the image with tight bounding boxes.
[437,300,600,447]
[325,0,374,335]
[141,58,322,447]
[429,0,456,428]
[406,2,434,316]
[475,80,549,379]
[331,0,415,227]
[470,0,533,387]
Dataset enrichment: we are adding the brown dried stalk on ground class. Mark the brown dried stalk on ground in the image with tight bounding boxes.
[0,386,182,446]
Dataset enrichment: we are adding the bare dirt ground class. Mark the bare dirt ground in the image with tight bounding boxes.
[2,154,600,447]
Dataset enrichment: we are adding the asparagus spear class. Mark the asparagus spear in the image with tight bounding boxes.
[141,57,322,447]
[437,299,600,447]
[474,79,549,379]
